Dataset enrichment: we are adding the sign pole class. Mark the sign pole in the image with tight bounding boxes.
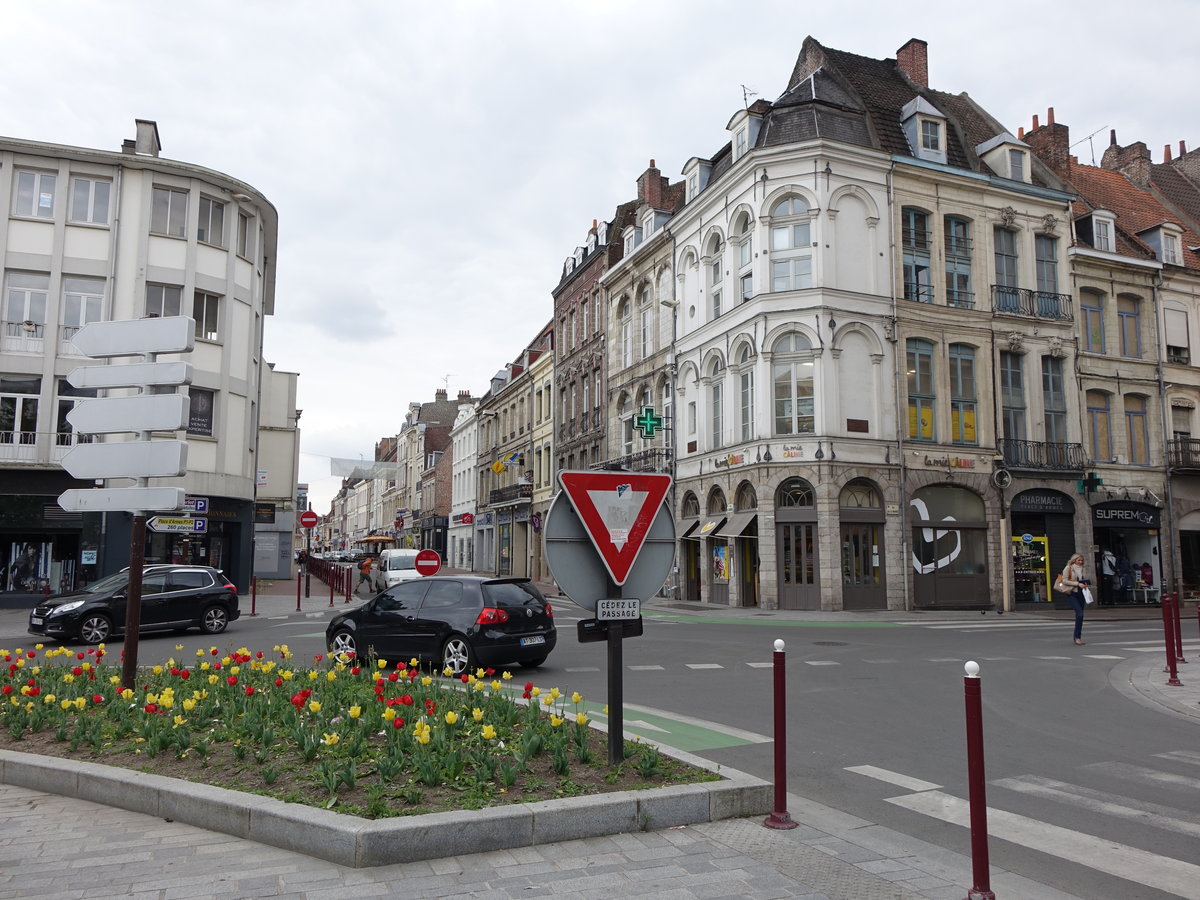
[121,514,147,691]
[605,575,625,765]
[305,527,312,598]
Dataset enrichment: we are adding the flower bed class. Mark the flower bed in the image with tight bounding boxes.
[0,642,717,818]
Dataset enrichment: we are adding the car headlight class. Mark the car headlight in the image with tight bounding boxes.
[48,600,85,616]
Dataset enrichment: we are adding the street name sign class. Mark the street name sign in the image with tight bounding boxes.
[71,316,195,357]
[147,516,207,534]
[67,361,193,390]
[58,487,185,513]
[66,394,187,434]
[61,440,188,480]
[557,471,672,585]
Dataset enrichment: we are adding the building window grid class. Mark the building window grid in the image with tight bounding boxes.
[708,240,723,319]
[1042,356,1067,445]
[1118,296,1142,359]
[1087,390,1113,462]
[151,186,188,238]
[902,208,933,303]
[193,291,220,342]
[14,170,56,219]
[906,339,935,441]
[61,277,105,340]
[1081,291,1105,353]
[999,351,1026,441]
[948,344,977,445]
[4,273,49,337]
[772,333,815,436]
[944,217,973,307]
[1125,395,1149,465]
[994,227,1019,311]
[709,361,724,450]
[69,177,111,225]
[769,196,813,292]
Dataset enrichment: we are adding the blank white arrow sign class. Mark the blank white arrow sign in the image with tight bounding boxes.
[61,440,188,479]
[67,394,187,435]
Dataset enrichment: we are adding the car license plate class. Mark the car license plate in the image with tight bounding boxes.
[520,635,545,646]
[30,617,43,626]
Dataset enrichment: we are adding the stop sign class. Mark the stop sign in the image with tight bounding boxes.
[414,548,442,576]
[299,510,318,528]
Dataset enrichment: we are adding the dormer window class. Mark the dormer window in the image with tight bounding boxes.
[921,120,940,152]
[901,97,948,165]
[623,225,642,254]
[1009,149,1026,182]
[734,128,748,160]
[687,172,698,201]
[1163,231,1182,265]
[642,211,655,238]
[1139,223,1184,265]
[1094,216,1114,252]
[683,157,712,203]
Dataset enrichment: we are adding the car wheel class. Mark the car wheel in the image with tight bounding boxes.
[200,605,229,635]
[441,634,473,676]
[329,629,358,659]
[78,613,112,645]
[519,656,548,669]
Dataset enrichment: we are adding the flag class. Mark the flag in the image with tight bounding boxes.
[491,459,507,474]
[502,451,523,466]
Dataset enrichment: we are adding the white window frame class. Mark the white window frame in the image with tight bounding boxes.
[1009,149,1026,181]
[151,186,188,238]
[193,290,221,342]
[69,176,112,225]
[769,196,813,292]
[61,276,105,342]
[1093,215,1114,252]
[640,304,653,360]
[237,211,254,259]
[920,118,941,152]
[1162,231,1182,265]
[734,128,748,160]
[708,361,724,450]
[14,170,57,219]
[146,283,183,318]
[619,299,632,368]
[4,272,49,338]
[197,196,225,247]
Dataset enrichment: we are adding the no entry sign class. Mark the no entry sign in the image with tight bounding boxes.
[415,548,442,576]
[299,510,318,528]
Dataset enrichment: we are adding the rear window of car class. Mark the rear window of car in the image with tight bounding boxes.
[169,570,213,590]
[482,581,542,608]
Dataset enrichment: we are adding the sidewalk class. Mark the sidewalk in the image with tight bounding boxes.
[2,570,1196,899]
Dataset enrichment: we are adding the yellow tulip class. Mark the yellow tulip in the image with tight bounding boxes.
[550,715,563,727]
[309,701,321,713]
[152,665,163,675]
[575,712,589,726]
[60,700,72,710]
[322,732,339,746]
[73,696,86,710]
[200,662,211,671]
[173,715,186,727]
[542,695,553,707]
[208,675,218,685]
[445,711,459,725]
[349,706,362,719]
[183,699,196,711]
[472,708,483,722]
[120,688,134,701]
[416,731,430,745]
[325,671,337,682]
[571,692,582,704]
[382,707,396,721]
[502,671,513,681]
[491,680,502,691]
[482,724,496,740]
[377,659,388,669]
[43,694,56,704]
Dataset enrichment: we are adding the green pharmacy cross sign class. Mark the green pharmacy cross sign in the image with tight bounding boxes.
[1078,472,1104,494]
[633,406,664,439]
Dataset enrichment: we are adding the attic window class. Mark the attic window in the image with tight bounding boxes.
[734,127,748,160]
[1163,231,1182,265]
[1009,149,1026,182]
[687,172,698,201]
[921,120,940,152]
[1093,215,1115,252]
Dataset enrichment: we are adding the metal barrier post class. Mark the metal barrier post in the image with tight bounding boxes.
[1172,592,1186,663]
[296,569,301,613]
[763,638,797,830]
[1162,595,1182,685]
[963,661,995,900]
[250,577,257,617]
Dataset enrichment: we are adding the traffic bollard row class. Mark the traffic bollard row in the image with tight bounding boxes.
[1163,594,1183,686]
[763,639,797,830]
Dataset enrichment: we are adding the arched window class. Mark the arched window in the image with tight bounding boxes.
[776,477,815,507]
[735,481,757,511]
[948,343,977,445]
[737,344,755,441]
[706,487,726,517]
[1080,289,1105,353]
[1087,390,1112,461]
[681,492,700,519]
[772,333,814,435]
[1118,295,1142,359]
[618,392,633,456]
[706,235,724,319]
[770,196,812,291]
[618,297,632,368]
[639,285,653,360]
[708,357,725,450]
[840,480,882,508]
[907,338,935,441]
[1125,394,1149,464]
[735,213,754,301]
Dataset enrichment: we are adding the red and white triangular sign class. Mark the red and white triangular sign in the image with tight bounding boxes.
[558,470,672,585]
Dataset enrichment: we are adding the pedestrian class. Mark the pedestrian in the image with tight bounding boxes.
[1060,552,1091,645]
[358,556,374,593]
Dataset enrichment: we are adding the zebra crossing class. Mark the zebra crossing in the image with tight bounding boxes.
[848,752,1200,897]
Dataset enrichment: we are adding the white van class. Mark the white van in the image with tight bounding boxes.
[372,549,422,590]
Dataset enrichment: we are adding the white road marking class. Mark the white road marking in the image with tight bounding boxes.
[1081,654,1125,659]
[1090,760,1200,791]
[888,789,1200,897]
[1156,750,1200,767]
[1034,656,1071,660]
[563,667,601,673]
[845,765,941,792]
[993,774,1200,839]
[745,661,773,668]
[621,702,772,743]
[628,665,664,671]
[804,660,840,666]
[685,663,724,669]
[927,657,964,662]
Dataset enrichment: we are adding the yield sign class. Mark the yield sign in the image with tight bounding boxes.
[557,470,672,585]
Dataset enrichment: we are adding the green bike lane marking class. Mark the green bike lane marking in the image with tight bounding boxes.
[579,700,769,753]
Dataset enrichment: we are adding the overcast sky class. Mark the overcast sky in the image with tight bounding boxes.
[3,0,1196,513]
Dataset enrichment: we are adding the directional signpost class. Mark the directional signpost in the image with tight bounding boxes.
[147,516,207,534]
[57,316,195,691]
[545,470,674,763]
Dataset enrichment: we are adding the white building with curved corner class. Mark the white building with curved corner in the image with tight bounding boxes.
[0,120,291,593]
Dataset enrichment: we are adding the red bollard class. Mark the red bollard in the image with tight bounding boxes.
[296,569,302,612]
[1172,592,1186,663]
[963,661,995,900]
[250,577,257,617]
[1162,595,1182,685]
[763,639,797,830]
[329,573,335,607]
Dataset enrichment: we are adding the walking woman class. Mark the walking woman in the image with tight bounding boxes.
[1061,552,1091,645]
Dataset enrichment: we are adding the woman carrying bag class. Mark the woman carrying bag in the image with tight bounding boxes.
[1060,552,1092,645]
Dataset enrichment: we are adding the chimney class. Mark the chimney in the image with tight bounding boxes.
[896,39,928,88]
[457,390,470,400]
[121,139,137,155]
[1181,140,1188,156]
[637,159,665,210]
[1165,144,1173,162]
[1024,108,1070,176]
[1032,114,1039,130]
[133,119,161,157]
[434,388,447,401]
[1018,127,1025,140]
[1101,139,1152,187]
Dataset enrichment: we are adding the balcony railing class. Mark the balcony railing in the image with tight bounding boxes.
[488,483,533,505]
[0,430,94,464]
[593,447,674,473]
[991,286,1074,321]
[999,438,1087,471]
[1168,438,1200,470]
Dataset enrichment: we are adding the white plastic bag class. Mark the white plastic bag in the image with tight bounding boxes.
[1082,587,1094,605]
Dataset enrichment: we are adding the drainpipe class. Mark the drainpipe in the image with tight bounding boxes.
[887,160,910,611]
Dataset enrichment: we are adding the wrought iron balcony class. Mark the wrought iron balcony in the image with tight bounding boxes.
[991,286,1074,321]
[593,447,674,473]
[488,483,533,505]
[999,438,1087,471]
[1168,438,1200,471]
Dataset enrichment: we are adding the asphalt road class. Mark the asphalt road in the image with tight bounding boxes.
[4,595,1198,899]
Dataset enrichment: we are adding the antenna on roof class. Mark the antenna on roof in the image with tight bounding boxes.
[1071,126,1108,166]
[741,84,758,108]
[442,374,455,391]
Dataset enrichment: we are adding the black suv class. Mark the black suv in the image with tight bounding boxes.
[28,565,239,645]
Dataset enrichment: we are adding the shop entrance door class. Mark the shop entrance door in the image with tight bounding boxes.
[841,523,886,609]
[777,522,819,609]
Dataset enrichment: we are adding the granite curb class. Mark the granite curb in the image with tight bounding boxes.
[0,741,770,868]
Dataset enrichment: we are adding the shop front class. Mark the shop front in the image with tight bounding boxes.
[1092,501,1162,606]
[1009,488,1076,608]
[909,484,989,609]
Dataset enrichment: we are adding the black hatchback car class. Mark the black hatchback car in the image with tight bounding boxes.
[326,576,555,675]
[28,565,239,645]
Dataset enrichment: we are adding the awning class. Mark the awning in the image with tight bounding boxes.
[697,517,726,538]
[713,512,758,539]
[680,519,700,539]
[354,535,396,544]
